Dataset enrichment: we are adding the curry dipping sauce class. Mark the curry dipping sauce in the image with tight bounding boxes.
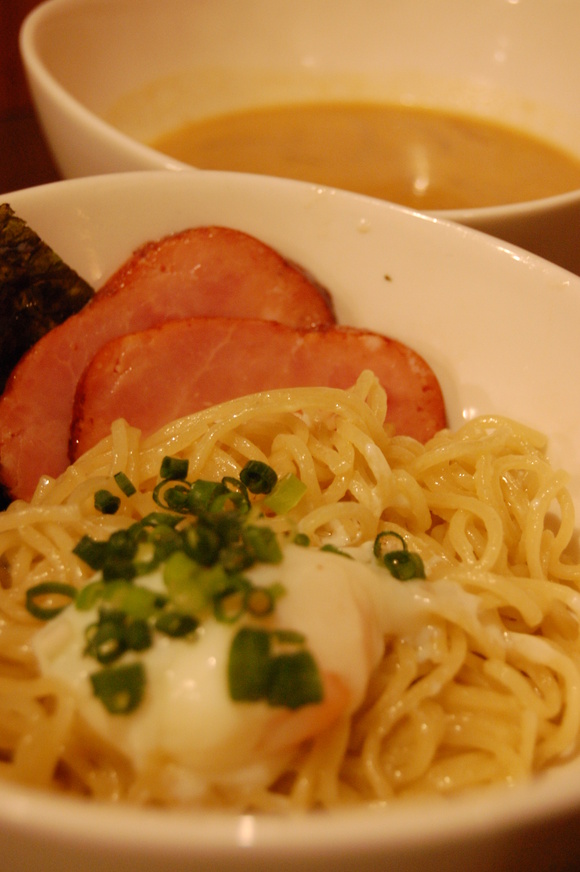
[151,101,580,210]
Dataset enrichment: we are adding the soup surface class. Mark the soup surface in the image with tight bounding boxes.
[152,101,580,210]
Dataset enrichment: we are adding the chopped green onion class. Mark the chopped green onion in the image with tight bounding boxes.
[162,549,197,583]
[114,471,137,496]
[183,523,221,565]
[90,662,145,714]
[101,554,138,583]
[246,586,279,617]
[75,580,106,611]
[266,650,323,709]
[384,550,425,580]
[139,511,181,529]
[140,523,182,567]
[263,473,307,514]
[155,611,198,638]
[373,530,406,559]
[186,479,227,512]
[73,535,108,570]
[293,532,310,547]
[107,528,139,559]
[125,619,152,651]
[209,481,249,513]
[85,617,127,664]
[160,456,189,480]
[85,609,154,664]
[163,553,229,617]
[239,460,278,494]
[228,627,271,702]
[152,480,191,512]
[373,531,425,580]
[320,543,352,558]
[208,511,244,548]
[100,581,160,619]
[25,581,77,620]
[94,489,121,515]
[213,585,248,623]
[242,525,282,563]
[218,542,255,573]
[74,528,142,581]
[228,626,323,709]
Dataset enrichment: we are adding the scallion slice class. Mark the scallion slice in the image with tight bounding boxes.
[25,581,77,620]
[373,530,406,559]
[210,481,250,514]
[155,611,198,638]
[125,618,152,651]
[384,550,425,580]
[186,479,226,511]
[85,617,127,664]
[228,626,323,709]
[153,480,191,512]
[73,535,108,570]
[213,585,248,624]
[239,460,278,495]
[90,662,145,714]
[75,580,106,611]
[114,471,137,497]
[373,531,425,580]
[320,543,352,559]
[242,525,282,563]
[160,455,189,480]
[183,523,221,566]
[245,584,283,617]
[228,627,271,702]
[266,650,323,709]
[94,489,121,515]
[263,473,307,514]
[100,580,159,620]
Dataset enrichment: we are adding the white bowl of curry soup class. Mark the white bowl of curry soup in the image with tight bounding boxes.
[19,0,580,275]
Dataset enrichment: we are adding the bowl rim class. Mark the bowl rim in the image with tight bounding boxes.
[18,0,187,173]
[0,764,579,856]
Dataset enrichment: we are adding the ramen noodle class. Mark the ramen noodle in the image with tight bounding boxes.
[0,372,579,811]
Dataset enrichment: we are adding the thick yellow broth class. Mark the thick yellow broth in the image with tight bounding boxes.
[151,101,580,210]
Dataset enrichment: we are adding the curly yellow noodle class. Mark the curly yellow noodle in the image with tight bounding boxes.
[0,374,580,809]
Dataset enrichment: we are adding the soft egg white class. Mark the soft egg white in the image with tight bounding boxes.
[30,543,474,794]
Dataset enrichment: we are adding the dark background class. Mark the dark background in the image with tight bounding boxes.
[0,0,60,193]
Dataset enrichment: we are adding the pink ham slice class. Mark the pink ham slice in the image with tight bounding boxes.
[0,227,335,501]
[70,316,446,460]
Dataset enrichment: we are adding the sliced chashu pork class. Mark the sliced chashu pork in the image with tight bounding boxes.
[0,227,335,500]
[70,316,446,459]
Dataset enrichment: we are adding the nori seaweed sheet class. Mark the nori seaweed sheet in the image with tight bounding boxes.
[0,202,94,394]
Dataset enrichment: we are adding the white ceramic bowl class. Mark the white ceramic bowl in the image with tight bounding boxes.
[19,0,580,275]
[2,169,580,872]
